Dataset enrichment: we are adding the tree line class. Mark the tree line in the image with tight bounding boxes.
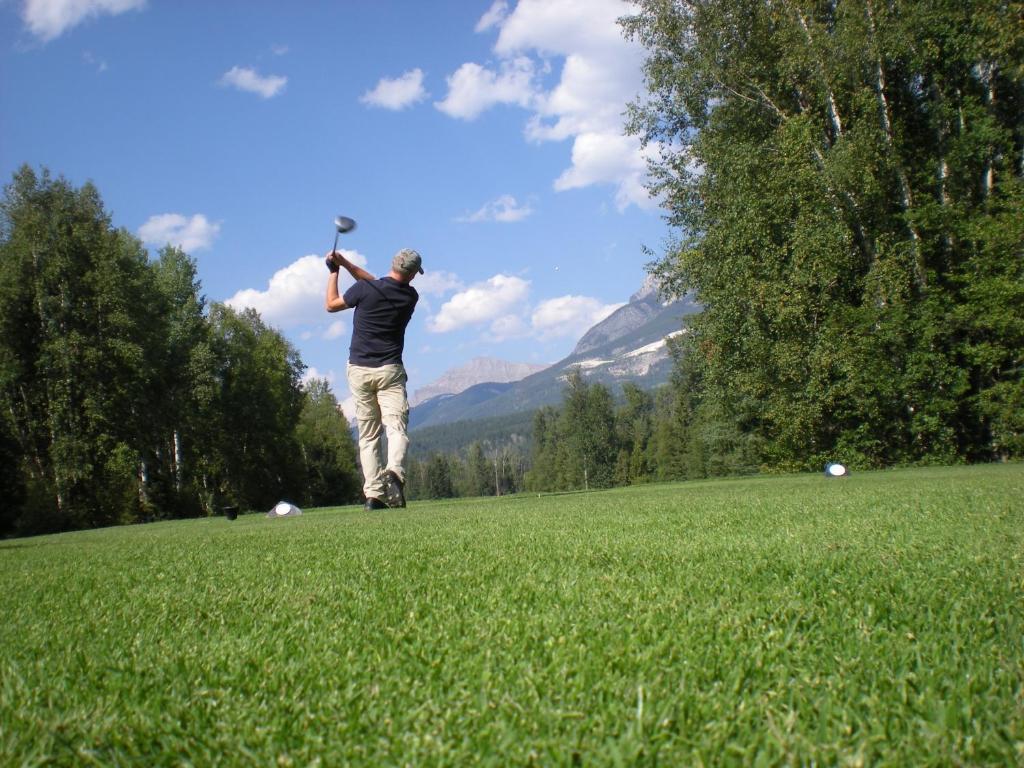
[404,440,530,500]
[5,0,1020,530]
[408,0,1022,497]
[402,367,732,499]
[0,167,361,537]
[621,0,1022,469]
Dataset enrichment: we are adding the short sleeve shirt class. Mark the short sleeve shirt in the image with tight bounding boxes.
[343,277,418,367]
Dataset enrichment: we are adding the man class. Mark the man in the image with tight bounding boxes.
[325,247,423,510]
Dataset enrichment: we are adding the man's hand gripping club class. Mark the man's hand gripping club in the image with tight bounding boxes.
[325,251,376,313]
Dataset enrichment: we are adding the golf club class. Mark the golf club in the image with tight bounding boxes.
[332,215,357,253]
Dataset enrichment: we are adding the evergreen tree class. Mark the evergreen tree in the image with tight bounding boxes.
[422,453,454,499]
[615,383,655,484]
[464,442,495,497]
[558,371,617,490]
[525,405,562,492]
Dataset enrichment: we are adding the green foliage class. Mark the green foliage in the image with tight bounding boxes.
[295,378,361,507]
[624,0,1024,469]
[198,304,306,511]
[1,465,1020,764]
[463,441,496,498]
[408,411,533,459]
[614,383,654,485]
[526,371,618,492]
[0,166,162,531]
[0,167,360,534]
[420,453,455,499]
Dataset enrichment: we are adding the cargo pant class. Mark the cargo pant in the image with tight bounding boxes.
[346,363,410,501]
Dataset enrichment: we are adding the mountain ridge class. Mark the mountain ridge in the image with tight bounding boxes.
[409,282,700,431]
[410,356,549,407]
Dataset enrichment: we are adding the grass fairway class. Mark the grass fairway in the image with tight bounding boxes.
[1,466,1022,766]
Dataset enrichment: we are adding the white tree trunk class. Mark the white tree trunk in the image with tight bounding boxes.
[173,430,183,491]
[865,0,925,287]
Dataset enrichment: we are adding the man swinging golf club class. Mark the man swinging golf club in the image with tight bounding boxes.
[325,230,423,510]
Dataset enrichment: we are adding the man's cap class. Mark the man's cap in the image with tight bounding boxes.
[392,248,424,276]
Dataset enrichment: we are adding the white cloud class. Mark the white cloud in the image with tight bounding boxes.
[22,0,144,41]
[434,57,536,120]
[554,132,654,211]
[301,367,337,388]
[456,194,533,223]
[138,213,220,252]
[414,270,464,297]
[323,319,346,340]
[225,251,367,331]
[488,314,529,341]
[531,295,623,339]
[493,0,630,57]
[220,66,287,99]
[361,68,428,110]
[339,395,357,425]
[428,274,530,333]
[82,50,108,72]
[438,0,655,209]
[475,0,508,32]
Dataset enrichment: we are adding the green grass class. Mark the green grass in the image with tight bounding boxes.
[2,465,1022,766]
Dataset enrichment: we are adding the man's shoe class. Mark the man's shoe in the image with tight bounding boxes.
[364,497,387,511]
[383,471,406,508]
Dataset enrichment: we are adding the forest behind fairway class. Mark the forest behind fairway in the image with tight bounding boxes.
[2,465,1021,765]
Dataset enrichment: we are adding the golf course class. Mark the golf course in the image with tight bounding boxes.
[2,464,1021,765]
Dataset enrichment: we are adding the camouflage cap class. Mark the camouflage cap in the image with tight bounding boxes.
[392,248,424,276]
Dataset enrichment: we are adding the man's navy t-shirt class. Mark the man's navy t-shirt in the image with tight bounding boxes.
[343,277,418,366]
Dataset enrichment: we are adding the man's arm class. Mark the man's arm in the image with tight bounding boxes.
[329,251,375,282]
[325,251,376,313]
[325,270,348,313]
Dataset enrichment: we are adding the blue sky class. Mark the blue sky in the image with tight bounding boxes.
[1,0,670,411]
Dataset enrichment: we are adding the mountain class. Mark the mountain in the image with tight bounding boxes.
[572,275,665,356]
[410,357,548,407]
[409,281,700,430]
[409,381,517,429]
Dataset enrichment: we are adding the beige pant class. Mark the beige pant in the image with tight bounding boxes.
[346,363,410,500]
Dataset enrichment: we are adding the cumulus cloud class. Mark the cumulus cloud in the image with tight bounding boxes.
[138,213,220,252]
[301,367,337,388]
[456,194,533,223]
[488,314,529,341]
[423,271,624,346]
[475,0,508,32]
[323,319,347,340]
[414,270,464,297]
[220,66,287,99]
[22,0,145,41]
[553,132,655,209]
[339,395,357,425]
[493,0,629,57]
[438,0,654,209]
[225,251,367,331]
[434,57,536,120]
[361,68,428,110]
[428,274,530,333]
[531,295,623,339]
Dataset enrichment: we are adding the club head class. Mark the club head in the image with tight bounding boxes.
[335,215,356,234]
